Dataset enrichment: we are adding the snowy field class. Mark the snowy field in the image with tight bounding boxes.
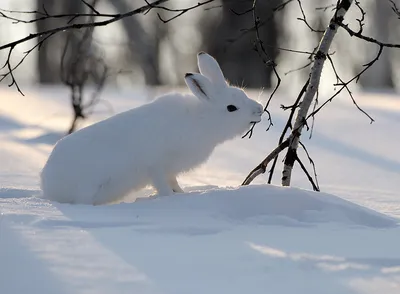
[0,86,399,294]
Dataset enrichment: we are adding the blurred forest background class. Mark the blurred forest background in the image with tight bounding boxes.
[1,0,400,96]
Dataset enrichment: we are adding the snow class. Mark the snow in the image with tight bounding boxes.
[1,86,400,294]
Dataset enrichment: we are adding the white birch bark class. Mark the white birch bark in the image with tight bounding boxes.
[281,0,353,186]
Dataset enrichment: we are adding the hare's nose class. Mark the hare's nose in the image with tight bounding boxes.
[255,105,263,115]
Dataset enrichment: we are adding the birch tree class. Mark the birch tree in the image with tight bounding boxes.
[281,0,353,186]
[242,0,400,189]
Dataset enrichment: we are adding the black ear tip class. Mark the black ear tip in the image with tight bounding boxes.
[185,73,193,77]
[198,51,206,56]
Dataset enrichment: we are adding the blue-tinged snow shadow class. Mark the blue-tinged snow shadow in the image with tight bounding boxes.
[0,112,63,146]
[0,188,41,199]
[0,115,25,131]
[0,219,69,294]
[311,132,400,174]
[259,113,400,175]
[370,108,400,123]
[249,241,400,294]
[19,131,63,145]
[51,185,399,294]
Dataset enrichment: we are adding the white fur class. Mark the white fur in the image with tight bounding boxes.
[40,52,263,205]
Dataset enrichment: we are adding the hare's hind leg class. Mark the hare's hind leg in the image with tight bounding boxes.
[92,177,133,205]
[169,176,184,193]
[150,171,174,196]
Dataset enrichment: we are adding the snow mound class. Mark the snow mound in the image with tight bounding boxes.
[124,185,398,228]
[2,185,396,228]
[19,185,394,230]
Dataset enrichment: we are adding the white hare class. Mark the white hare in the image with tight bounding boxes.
[40,52,263,205]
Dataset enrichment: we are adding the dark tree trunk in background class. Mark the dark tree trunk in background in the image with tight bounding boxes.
[108,0,162,86]
[36,0,84,84]
[358,0,394,90]
[201,0,283,88]
[36,0,58,84]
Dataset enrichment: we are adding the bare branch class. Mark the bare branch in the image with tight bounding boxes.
[242,138,290,186]
[0,32,55,95]
[0,0,214,94]
[299,141,319,190]
[390,0,400,18]
[242,0,282,139]
[243,0,400,187]
[338,22,400,48]
[226,0,295,48]
[0,1,167,52]
[326,54,374,123]
[80,0,100,15]
[295,152,320,192]
[143,0,217,23]
[58,0,120,134]
[296,0,325,32]
[354,0,366,34]
[0,7,116,24]
[307,44,383,123]
[315,4,336,12]
[284,61,312,75]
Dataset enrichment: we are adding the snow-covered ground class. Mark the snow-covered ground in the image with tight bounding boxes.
[0,86,399,294]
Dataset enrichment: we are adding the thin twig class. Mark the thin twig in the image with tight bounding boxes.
[295,154,320,191]
[299,141,319,190]
[296,0,325,32]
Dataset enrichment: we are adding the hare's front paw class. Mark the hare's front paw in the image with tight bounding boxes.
[151,172,174,197]
[169,177,184,193]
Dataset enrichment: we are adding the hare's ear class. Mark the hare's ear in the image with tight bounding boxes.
[184,73,214,101]
[197,52,227,87]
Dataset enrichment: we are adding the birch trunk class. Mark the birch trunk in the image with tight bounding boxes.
[281,0,353,186]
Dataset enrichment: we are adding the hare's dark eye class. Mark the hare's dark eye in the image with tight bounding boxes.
[227,105,238,112]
